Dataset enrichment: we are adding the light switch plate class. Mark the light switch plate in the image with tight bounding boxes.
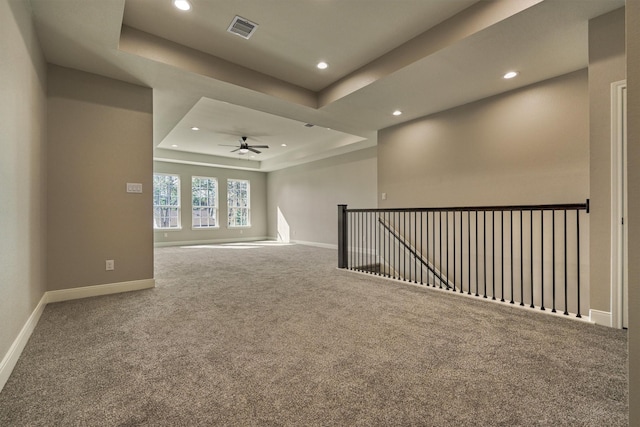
[127,183,143,193]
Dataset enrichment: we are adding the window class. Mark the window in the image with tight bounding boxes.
[227,179,250,227]
[192,176,218,228]
[153,174,180,229]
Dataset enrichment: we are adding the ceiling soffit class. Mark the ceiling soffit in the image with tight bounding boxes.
[118,0,542,111]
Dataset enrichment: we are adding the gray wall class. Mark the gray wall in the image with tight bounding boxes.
[47,65,154,291]
[154,161,268,245]
[626,0,639,423]
[267,147,377,246]
[0,0,47,369]
[378,70,589,208]
[588,8,626,314]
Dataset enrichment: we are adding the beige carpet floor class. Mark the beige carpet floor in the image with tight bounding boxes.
[0,242,628,426]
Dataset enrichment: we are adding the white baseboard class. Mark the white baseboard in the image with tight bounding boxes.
[0,278,155,393]
[0,294,48,393]
[46,279,156,303]
[154,236,271,248]
[589,309,613,327]
[292,240,338,250]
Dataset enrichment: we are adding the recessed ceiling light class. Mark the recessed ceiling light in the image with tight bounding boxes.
[392,110,402,116]
[281,144,287,147]
[191,126,199,131]
[171,144,178,148]
[317,61,328,70]
[173,0,191,11]
[503,71,518,79]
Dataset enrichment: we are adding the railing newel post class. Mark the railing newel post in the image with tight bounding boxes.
[338,204,348,269]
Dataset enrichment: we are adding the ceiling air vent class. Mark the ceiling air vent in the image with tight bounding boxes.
[304,123,315,128]
[227,16,258,39]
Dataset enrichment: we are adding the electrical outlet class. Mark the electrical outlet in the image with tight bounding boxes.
[105,260,115,271]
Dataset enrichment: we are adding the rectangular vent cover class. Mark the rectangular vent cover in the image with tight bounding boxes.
[228,16,258,39]
[304,123,315,128]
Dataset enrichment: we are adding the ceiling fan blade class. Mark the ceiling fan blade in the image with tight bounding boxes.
[230,148,240,153]
[219,144,239,147]
[250,145,269,148]
[248,147,261,154]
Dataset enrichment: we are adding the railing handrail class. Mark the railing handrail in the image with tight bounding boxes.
[345,200,589,214]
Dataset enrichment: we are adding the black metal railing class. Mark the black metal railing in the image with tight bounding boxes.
[338,201,589,318]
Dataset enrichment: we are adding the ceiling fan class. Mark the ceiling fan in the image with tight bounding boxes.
[220,136,269,154]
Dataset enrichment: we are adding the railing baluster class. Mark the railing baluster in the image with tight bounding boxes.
[576,209,582,318]
[358,212,363,270]
[447,211,450,290]
[520,210,524,307]
[402,211,406,281]
[427,211,431,285]
[439,211,443,289]
[530,209,534,308]
[501,211,505,302]
[492,210,496,300]
[468,211,471,295]
[420,212,424,285]
[376,212,380,276]
[352,212,356,270]
[386,211,390,277]
[386,211,389,277]
[398,211,401,280]
[483,210,487,299]
[432,211,436,287]
[541,210,545,311]
[352,211,355,270]
[552,210,556,313]
[393,211,397,279]
[460,211,464,294]
[510,210,514,304]
[564,210,569,315]
[414,212,417,283]
[369,211,373,274]
[476,211,479,297]
[453,211,456,292]
[351,211,354,270]
[366,211,369,273]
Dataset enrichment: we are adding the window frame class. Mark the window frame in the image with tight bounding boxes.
[153,173,181,230]
[191,176,219,230]
[227,178,251,228]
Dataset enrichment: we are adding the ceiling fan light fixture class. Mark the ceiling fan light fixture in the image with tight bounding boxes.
[239,148,249,154]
